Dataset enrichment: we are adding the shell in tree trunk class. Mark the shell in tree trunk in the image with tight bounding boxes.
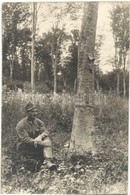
[69,2,98,155]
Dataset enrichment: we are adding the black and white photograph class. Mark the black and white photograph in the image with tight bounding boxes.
[1,1,129,194]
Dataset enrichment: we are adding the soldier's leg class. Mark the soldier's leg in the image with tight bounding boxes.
[17,142,35,156]
[38,137,57,170]
[17,143,43,172]
[41,137,53,159]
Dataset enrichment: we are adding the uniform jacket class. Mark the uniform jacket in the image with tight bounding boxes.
[16,117,49,144]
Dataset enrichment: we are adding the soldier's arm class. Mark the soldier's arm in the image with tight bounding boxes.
[36,119,49,139]
[16,123,34,143]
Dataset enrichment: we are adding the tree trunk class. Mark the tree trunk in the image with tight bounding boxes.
[123,54,126,98]
[9,62,13,82]
[95,77,99,91]
[9,52,15,82]
[114,42,120,95]
[74,79,77,94]
[69,2,98,155]
[123,72,126,98]
[54,56,57,95]
[116,70,120,95]
[63,74,66,89]
[31,2,37,92]
[37,64,41,82]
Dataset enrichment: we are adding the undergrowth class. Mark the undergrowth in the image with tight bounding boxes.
[1,91,128,194]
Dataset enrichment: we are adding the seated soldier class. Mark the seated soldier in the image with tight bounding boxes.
[16,102,57,171]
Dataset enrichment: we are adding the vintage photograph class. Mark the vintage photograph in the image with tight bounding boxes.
[1,1,129,194]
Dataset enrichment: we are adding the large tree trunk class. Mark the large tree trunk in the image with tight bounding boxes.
[69,2,98,155]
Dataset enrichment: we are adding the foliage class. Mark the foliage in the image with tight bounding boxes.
[110,2,129,50]
[100,70,129,97]
[61,29,79,92]
[2,3,31,80]
[2,2,103,94]
[109,2,129,96]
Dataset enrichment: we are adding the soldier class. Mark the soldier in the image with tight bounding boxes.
[16,102,57,171]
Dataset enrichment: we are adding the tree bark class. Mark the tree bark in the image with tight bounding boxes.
[69,2,98,155]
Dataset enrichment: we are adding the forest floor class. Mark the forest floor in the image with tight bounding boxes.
[1,92,128,194]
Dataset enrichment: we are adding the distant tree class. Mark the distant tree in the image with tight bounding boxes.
[31,2,37,92]
[100,70,129,97]
[35,34,53,88]
[100,71,117,92]
[35,28,69,90]
[39,2,83,94]
[45,4,67,94]
[60,29,79,93]
[18,29,32,81]
[2,2,31,82]
[51,26,68,94]
[110,2,129,97]
[94,34,104,90]
[69,2,98,154]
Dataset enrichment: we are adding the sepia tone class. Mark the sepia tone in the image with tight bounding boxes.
[1,1,128,194]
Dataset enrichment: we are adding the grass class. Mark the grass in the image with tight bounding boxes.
[1,90,128,194]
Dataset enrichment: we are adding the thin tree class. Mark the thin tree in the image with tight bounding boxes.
[69,2,98,155]
[2,3,30,82]
[31,2,37,92]
[49,4,68,95]
[45,3,82,95]
[94,34,104,91]
[110,2,129,96]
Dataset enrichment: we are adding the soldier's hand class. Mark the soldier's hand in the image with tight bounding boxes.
[34,136,42,147]
[34,140,37,147]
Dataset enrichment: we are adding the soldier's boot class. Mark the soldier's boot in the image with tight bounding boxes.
[46,159,57,171]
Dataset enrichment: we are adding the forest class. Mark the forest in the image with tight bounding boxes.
[2,2,129,194]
